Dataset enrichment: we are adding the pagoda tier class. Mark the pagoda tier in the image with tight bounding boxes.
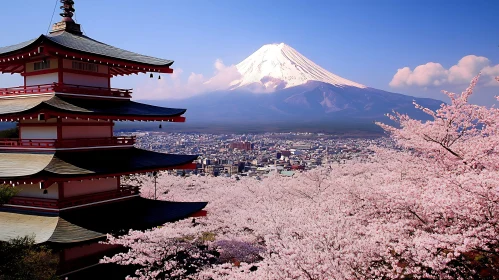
[0,31,173,76]
[0,148,197,182]
[0,148,198,212]
[0,198,207,244]
[0,93,186,122]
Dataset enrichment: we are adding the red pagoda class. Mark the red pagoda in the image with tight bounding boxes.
[0,1,206,275]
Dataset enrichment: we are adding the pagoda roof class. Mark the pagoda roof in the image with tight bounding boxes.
[0,94,186,121]
[0,31,173,67]
[0,198,208,244]
[0,148,198,180]
[0,211,104,244]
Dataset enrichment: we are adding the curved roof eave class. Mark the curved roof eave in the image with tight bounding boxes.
[0,35,45,56]
[0,148,198,180]
[0,95,187,118]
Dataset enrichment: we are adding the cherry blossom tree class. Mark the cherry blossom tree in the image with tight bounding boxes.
[104,74,499,279]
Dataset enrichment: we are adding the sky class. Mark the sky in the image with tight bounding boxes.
[0,0,498,105]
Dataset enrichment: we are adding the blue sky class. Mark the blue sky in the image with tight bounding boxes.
[1,0,498,104]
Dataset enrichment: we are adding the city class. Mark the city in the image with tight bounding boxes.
[119,130,394,178]
[0,0,496,279]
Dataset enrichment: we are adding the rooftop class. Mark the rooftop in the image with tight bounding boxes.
[0,93,186,122]
[0,32,173,67]
[0,198,208,244]
[0,148,198,181]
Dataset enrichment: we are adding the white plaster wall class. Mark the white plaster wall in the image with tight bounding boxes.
[16,183,59,199]
[61,126,112,139]
[25,73,58,86]
[64,178,118,197]
[20,127,57,139]
[63,73,108,88]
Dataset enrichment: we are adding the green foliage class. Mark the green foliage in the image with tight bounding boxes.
[198,231,217,243]
[0,185,18,206]
[0,128,19,138]
[0,236,59,280]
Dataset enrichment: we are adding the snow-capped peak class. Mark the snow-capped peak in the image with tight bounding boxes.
[229,43,367,91]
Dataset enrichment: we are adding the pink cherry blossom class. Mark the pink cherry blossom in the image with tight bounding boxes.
[104,74,499,279]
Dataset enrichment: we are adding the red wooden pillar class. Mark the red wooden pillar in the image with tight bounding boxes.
[58,182,65,199]
[57,118,63,140]
[58,58,64,84]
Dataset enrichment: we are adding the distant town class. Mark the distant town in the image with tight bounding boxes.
[117,131,394,178]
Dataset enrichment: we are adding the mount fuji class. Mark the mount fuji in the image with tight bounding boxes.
[145,43,443,133]
[224,43,367,91]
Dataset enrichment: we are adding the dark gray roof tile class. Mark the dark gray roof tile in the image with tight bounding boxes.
[0,37,39,55]
[46,32,173,66]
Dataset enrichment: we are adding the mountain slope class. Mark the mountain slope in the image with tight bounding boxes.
[159,81,442,123]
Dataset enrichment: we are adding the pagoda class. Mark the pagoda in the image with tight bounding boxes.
[0,0,206,275]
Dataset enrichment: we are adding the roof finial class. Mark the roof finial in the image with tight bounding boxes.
[50,0,82,35]
[60,0,75,22]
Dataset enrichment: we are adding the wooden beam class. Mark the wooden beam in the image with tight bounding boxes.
[21,68,58,76]
[113,67,129,76]
[60,68,111,78]
[19,121,114,127]
[10,65,25,73]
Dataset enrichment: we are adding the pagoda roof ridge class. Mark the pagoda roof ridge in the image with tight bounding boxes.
[0,31,173,67]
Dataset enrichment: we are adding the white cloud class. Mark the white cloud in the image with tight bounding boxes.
[203,59,242,92]
[390,55,499,89]
[134,59,241,100]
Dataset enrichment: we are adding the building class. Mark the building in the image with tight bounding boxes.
[229,141,254,151]
[223,165,239,175]
[0,1,206,276]
[281,150,292,157]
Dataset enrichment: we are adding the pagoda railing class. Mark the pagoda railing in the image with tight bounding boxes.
[0,84,55,95]
[0,136,135,149]
[0,83,132,98]
[53,83,132,98]
[7,185,140,210]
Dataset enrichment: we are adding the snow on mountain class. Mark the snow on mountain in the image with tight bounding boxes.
[228,43,367,91]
